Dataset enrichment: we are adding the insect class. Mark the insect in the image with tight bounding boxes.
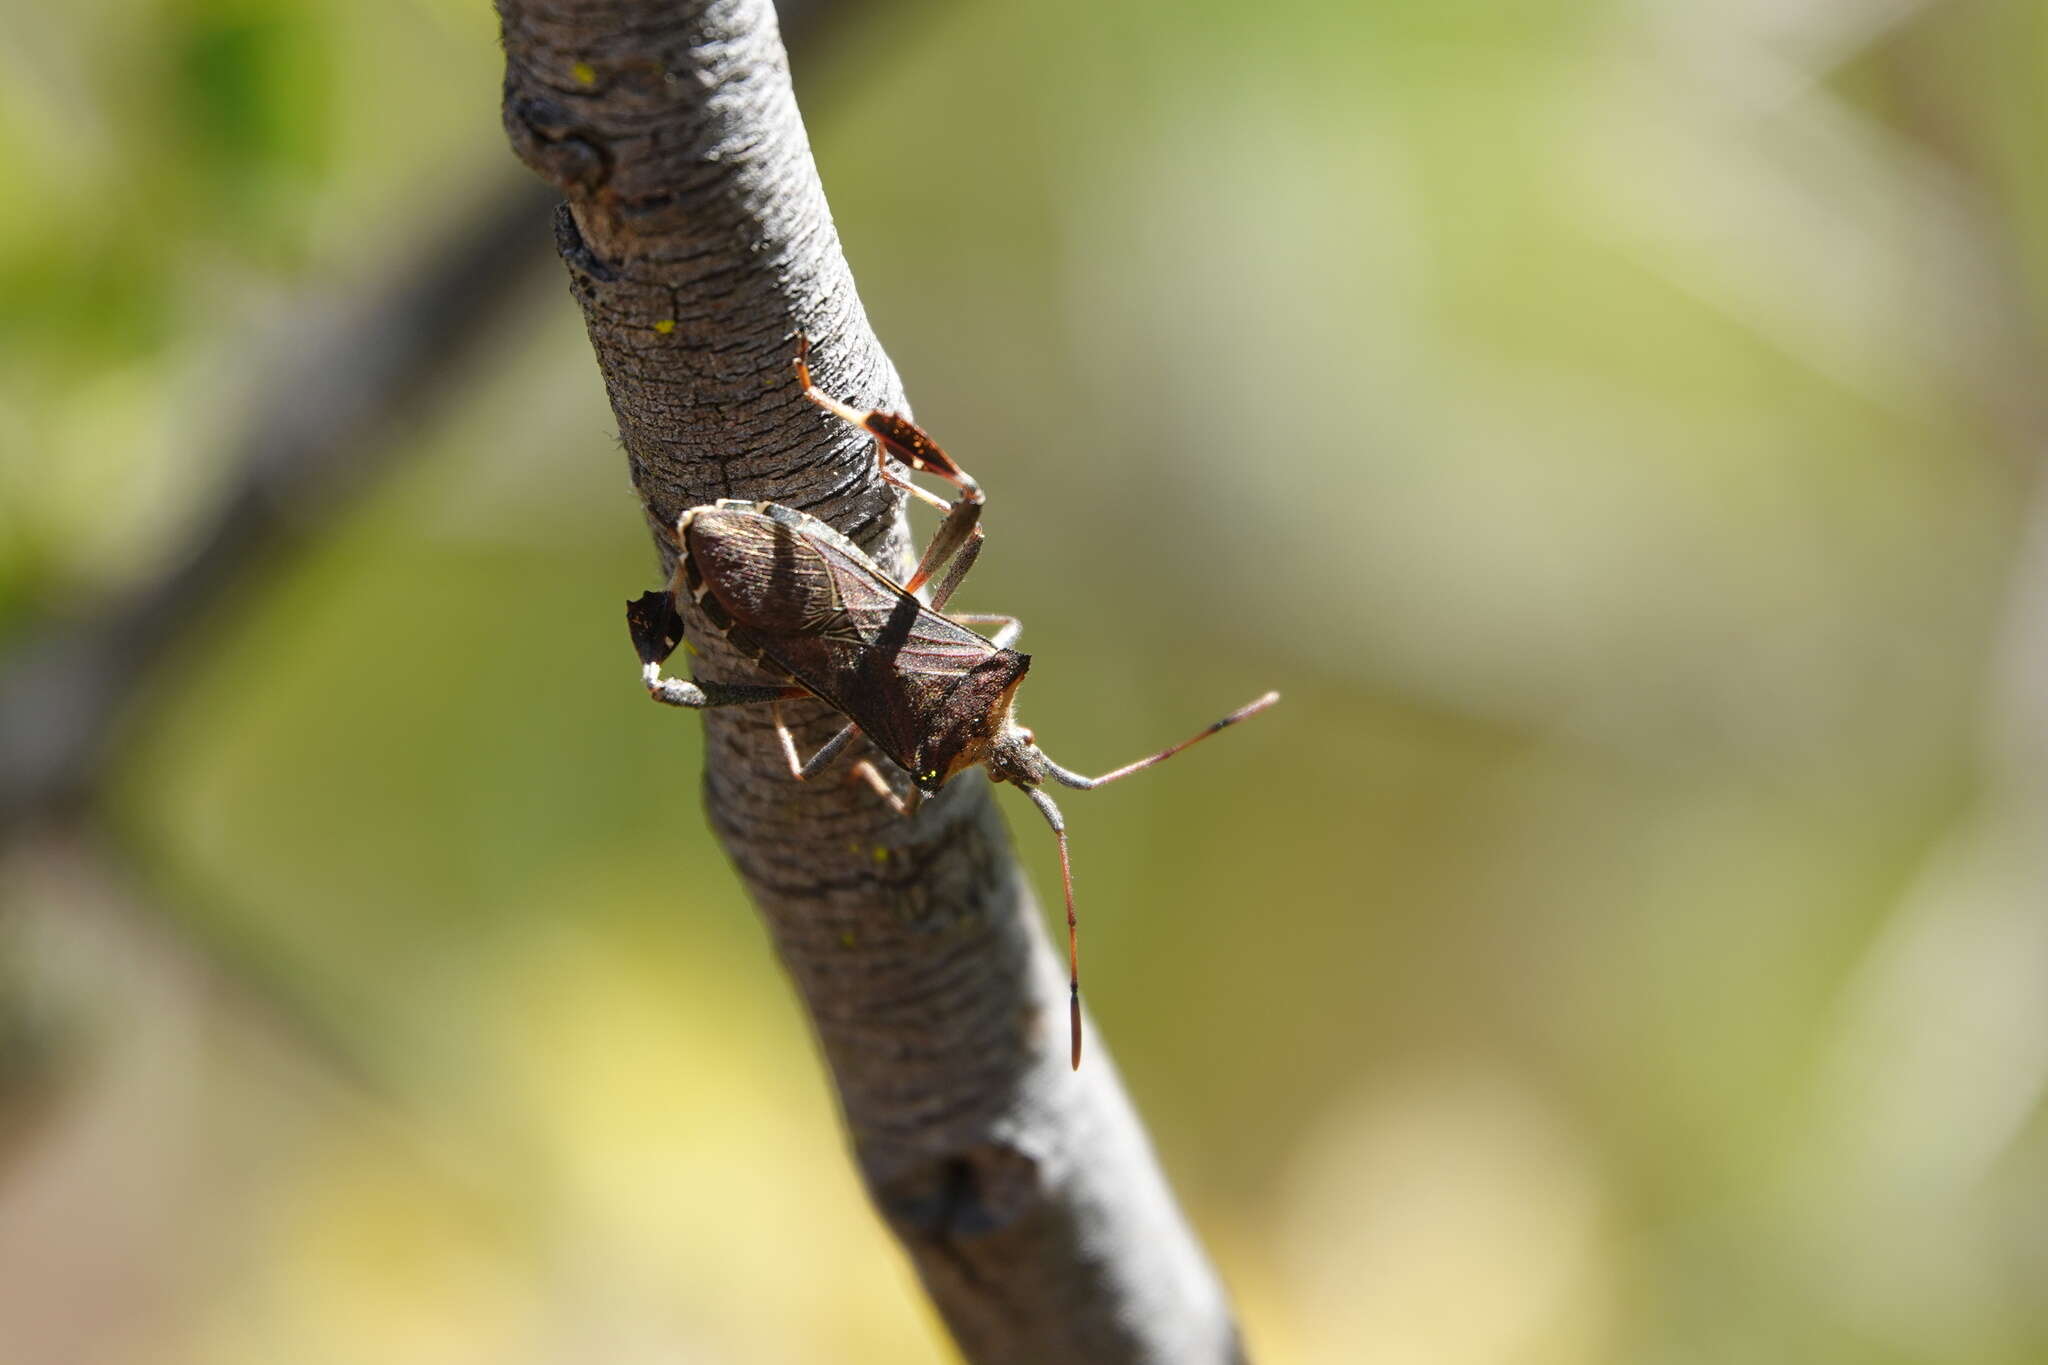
[628,336,1278,1068]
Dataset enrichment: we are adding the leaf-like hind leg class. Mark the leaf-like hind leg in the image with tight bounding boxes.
[631,590,811,710]
[794,334,986,605]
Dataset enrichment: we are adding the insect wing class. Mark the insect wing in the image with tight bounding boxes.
[684,505,848,637]
[761,525,1010,776]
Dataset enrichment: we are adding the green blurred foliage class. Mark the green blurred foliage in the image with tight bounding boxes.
[4,0,2047,1361]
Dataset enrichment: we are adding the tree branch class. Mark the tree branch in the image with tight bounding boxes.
[0,0,863,841]
[0,176,558,836]
[496,2,1246,1359]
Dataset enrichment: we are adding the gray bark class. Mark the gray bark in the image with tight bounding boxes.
[496,1,1247,1360]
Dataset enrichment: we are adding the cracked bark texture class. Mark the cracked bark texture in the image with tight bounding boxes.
[497,2,1246,1361]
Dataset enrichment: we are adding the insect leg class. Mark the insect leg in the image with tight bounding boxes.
[1039,691,1282,790]
[848,759,916,818]
[645,670,805,710]
[770,704,863,782]
[762,698,921,820]
[919,515,984,611]
[631,590,812,710]
[948,613,1023,649]
[876,447,985,606]
[794,335,986,603]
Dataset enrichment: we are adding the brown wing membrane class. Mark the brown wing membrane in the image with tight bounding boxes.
[681,502,1028,788]
[683,506,848,637]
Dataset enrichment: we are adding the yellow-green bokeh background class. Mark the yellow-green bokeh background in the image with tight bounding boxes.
[4,0,2047,1361]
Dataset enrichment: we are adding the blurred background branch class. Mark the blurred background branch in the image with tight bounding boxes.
[0,174,557,835]
[0,0,857,838]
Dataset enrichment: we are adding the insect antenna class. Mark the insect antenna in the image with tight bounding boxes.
[1024,786,1083,1069]
[1020,690,1277,1069]
[1038,690,1281,791]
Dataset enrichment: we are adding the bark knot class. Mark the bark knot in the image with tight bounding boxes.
[877,1141,1043,1248]
[504,89,612,193]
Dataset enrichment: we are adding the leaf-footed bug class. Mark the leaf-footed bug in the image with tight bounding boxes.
[628,336,1278,1068]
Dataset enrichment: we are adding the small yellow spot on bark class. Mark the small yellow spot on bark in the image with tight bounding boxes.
[840,929,856,948]
[654,319,676,334]
[872,846,890,864]
[571,61,597,86]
